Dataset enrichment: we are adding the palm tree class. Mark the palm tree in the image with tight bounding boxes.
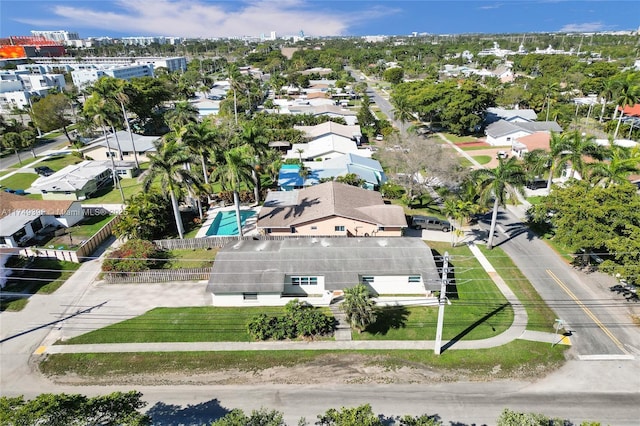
[341,283,377,333]
[612,73,640,140]
[471,157,527,249]
[144,137,200,239]
[588,142,640,187]
[113,81,140,168]
[523,131,567,191]
[166,101,199,130]
[236,122,269,203]
[181,120,219,185]
[557,130,603,180]
[390,95,414,134]
[211,146,254,238]
[543,80,559,121]
[598,78,616,123]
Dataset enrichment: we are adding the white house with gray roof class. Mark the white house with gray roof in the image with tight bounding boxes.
[484,119,562,146]
[82,130,159,164]
[30,161,112,200]
[205,237,441,306]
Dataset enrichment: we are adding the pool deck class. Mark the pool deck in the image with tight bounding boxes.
[195,204,261,238]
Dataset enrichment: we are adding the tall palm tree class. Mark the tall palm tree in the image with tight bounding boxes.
[181,120,219,185]
[471,157,527,249]
[166,101,199,130]
[211,146,254,238]
[113,80,140,168]
[341,283,377,333]
[390,95,414,134]
[144,137,200,239]
[236,122,269,203]
[598,78,616,123]
[612,73,640,139]
[588,142,640,187]
[557,130,603,180]
[523,131,567,191]
[543,80,559,121]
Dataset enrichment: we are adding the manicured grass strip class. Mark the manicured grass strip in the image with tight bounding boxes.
[477,245,560,332]
[0,173,38,190]
[37,154,84,171]
[39,340,568,380]
[61,306,333,344]
[163,248,219,269]
[471,155,492,165]
[442,133,478,143]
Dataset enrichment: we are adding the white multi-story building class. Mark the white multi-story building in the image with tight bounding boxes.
[31,56,187,73]
[71,64,154,89]
[31,30,80,42]
[0,70,65,112]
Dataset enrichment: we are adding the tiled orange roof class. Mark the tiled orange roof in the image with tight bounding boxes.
[620,104,640,117]
[0,192,75,219]
[515,132,550,151]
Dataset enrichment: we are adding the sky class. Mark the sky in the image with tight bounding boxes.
[1,0,638,39]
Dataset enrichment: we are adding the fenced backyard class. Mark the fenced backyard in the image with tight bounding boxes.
[102,267,211,284]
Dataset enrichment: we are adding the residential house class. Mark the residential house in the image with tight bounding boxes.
[288,104,358,125]
[484,119,562,146]
[82,130,159,165]
[295,121,362,145]
[511,132,551,158]
[257,181,406,237]
[205,237,440,306]
[485,107,537,124]
[277,153,386,191]
[285,134,372,162]
[0,192,83,248]
[30,160,112,200]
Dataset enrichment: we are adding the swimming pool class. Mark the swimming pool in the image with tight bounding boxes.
[205,210,256,236]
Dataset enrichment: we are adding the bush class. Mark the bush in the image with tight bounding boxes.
[380,182,405,199]
[247,300,335,341]
[102,240,164,274]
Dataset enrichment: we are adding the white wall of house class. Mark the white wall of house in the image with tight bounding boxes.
[365,275,427,295]
[283,275,326,295]
[210,291,333,307]
[485,130,530,146]
[83,145,152,163]
[43,203,84,228]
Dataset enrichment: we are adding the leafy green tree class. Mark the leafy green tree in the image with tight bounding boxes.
[166,101,199,130]
[341,284,377,333]
[528,180,640,285]
[611,72,640,139]
[496,408,566,426]
[357,95,377,134]
[211,408,286,426]
[1,132,28,165]
[317,404,383,426]
[472,157,527,249]
[399,414,442,426]
[113,191,173,240]
[30,92,73,142]
[128,76,173,123]
[144,137,200,239]
[0,391,150,426]
[390,95,414,134]
[211,146,255,237]
[335,173,365,188]
[383,67,404,84]
[20,129,38,158]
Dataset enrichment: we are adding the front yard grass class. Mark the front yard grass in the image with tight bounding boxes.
[0,173,38,190]
[354,243,512,341]
[471,155,492,165]
[442,133,478,143]
[37,154,83,171]
[59,306,333,344]
[0,258,81,312]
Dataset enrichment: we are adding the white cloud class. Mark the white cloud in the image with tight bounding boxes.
[477,3,503,10]
[559,22,605,32]
[17,0,355,37]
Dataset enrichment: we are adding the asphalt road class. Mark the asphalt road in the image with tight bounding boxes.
[0,134,69,170]
[479,208,640,359]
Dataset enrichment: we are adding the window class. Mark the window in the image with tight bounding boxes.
[335,225,345,232]
[291,276,318,286]
[310,226,317,230]
[290,227,296,233]
[378,226,385,231]
[243,292,258,300]
[361,276,374,284]
[106,151,116,158]
[408,276,421,283]
[122,151,130,156]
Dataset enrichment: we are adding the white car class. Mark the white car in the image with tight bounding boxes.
[375,134,384,141]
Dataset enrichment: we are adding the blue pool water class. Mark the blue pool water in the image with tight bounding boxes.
[205,210,256,236]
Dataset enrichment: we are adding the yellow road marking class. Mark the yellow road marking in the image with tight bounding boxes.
[546,269,628,354]
[34,346,47,355]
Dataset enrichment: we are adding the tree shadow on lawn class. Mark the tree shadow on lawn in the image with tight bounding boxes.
[365,305,410,335]
[440,303,510,354]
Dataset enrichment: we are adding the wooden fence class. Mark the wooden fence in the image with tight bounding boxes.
[153,234,348,250]
[20,214,121,263]
[102,267,211,284]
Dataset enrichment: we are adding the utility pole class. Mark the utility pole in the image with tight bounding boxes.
[434,251,449,355]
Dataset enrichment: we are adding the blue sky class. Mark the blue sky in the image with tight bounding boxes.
[1,1,638,39]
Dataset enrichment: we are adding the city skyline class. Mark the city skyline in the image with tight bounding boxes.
[1,0,638,40]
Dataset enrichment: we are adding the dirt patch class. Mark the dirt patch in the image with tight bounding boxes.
[46,353,560,387]
[455,141,490,148]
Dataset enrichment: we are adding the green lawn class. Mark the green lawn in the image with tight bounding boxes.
[88,177,145,203]
[1,258,81,312]
[37,154,83,171]
[354,243,512,341]
[60,306,332,344]
[162,248,219,269]
[0,173,38,190]
[471,155,492,165]
[442,133,478,143]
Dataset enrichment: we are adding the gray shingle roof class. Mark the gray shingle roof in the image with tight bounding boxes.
[206,237,441,293]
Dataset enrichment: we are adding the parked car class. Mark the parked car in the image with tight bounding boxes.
[35,166,55,176]
[411,215,452,232]
[496,150,508,159]
[526,179,547,190]
[375,134,384,141]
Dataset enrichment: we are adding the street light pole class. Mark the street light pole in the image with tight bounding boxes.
[434,251,449,355]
